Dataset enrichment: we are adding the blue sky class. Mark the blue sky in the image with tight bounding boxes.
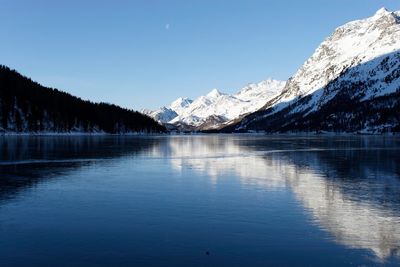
[1,0,399,110]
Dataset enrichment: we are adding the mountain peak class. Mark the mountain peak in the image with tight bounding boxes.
[171,97,191,106]
[170,97,193,115]
[372,7,393,19]
[206,89,223,98]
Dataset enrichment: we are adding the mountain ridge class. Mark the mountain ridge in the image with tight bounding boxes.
[220,7,400,134]
[144,78,285,131]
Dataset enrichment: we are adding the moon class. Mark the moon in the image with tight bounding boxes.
[165,24,170,30]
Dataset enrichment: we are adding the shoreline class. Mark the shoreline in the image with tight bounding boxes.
[1,131,398,137]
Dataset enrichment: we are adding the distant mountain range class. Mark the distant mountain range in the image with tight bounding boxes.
[142,79,285,131]
[0,66,165,134]
[145,7,400,134]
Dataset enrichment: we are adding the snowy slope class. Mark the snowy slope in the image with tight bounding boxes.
[141,107,178,123]
[144,79,285,130]
[172,79,285,126]
[170,97,193,115]
[141,97,192,124]
[230,7,400,133]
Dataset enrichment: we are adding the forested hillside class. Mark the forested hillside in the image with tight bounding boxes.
[0,65,165,133]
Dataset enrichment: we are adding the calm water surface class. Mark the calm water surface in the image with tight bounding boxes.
[0,135,399,266]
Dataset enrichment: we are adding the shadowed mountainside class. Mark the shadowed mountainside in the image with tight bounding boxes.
[221,52,400,133]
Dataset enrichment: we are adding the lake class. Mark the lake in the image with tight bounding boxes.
[0,135,399,266]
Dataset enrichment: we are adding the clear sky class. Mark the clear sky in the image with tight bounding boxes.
[1,0,399,110]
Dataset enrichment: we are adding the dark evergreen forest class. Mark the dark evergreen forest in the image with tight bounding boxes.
[0,65,165,133]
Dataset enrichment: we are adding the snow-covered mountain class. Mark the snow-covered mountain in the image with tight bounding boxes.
[141,97,192,124]
[170,97,193,114]
[143,79,285,130]
[142,107,178,124]
[226,7,400,133]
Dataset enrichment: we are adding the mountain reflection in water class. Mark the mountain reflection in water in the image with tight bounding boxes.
[154,135,400,260]
[0,135,399,264]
